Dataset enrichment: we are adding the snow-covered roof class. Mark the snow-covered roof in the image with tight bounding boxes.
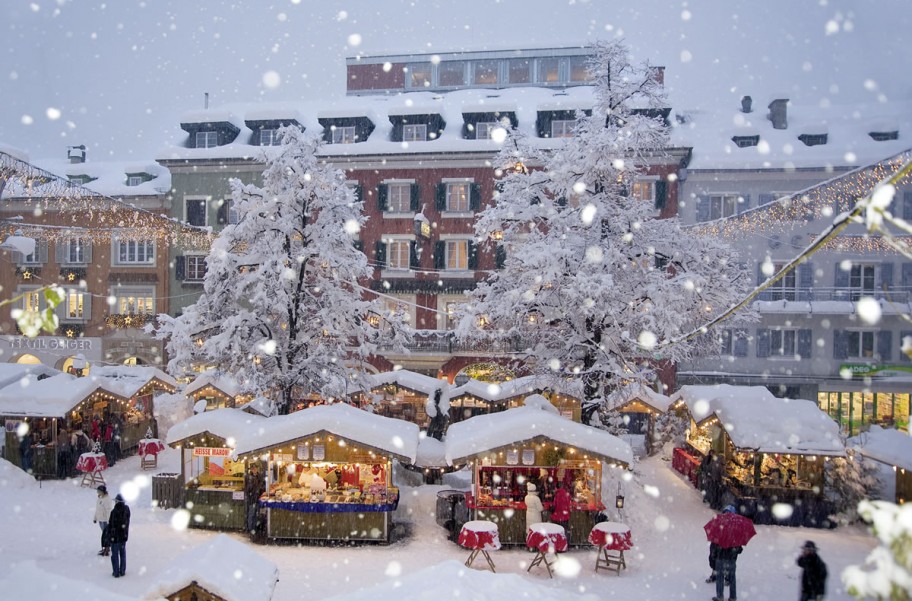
[671,385,844,456]
[90,365,178,397]
[449,375,583,402]
[414,435,447,468]
[444,404,633,467]
[364,369,446,396]
[0,373,127,418]
[6,156,172,198]
[183,372,242,398]
[852,426,912,471]
[241,396,278,417]
[166,407,265,447]
[233,402,420,463]
[144,534,278,601]
[0,363,60,390]
[605,383,672,414]
[1,561,149,601]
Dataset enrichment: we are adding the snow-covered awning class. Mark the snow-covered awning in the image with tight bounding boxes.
[233,402,420,463]
[852,425,912,471]
[444,404,633,467]
[143,534,277,601]
[0,373,128,418]
[166,408,265,447]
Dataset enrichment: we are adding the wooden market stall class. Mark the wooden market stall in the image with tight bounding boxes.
[166,408,266,530]
[444,398,633,546]
[92,366,177,451]
[0,372,128,478]
[448,375,583,424]
[233,402,419,543]
[853,425,912,504]
[184,373,245,411]
[671,384,845,527]
[143,534,278,601]
[349,369,448,430]
[604,383,671,455]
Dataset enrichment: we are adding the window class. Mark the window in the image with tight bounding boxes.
[537,58,560,83]
[386,183,412,213]
[186,198,207,226]
[474,122,499,140]
[402,123,427,142]
[116,239,155,264]
[508,59,532,83]
[438,61,466,86]
[769,329,797,356]
[21,288,41,313]
[69,175,88,185]
[195,131,218,148]
[719,329,734,355]
[407,63,433,88]
[386,240,411,271]
[849,264,876,300]
[227,200,239,225]
[473,60,499,85]
[65,290,85,320]
[631,181,655,203]
[732,135,760,148]
[768,263,797,301]
[446,240,469,270]
[112,287,155,314]
[185,256,207,281]
[127,175,143,187]
[708,194,738,220]
[62,238,87,264]
[20,243,42,265]
[259,129,279,146]
[848,330,876,358]
[331,126,356,144]
[444,300,463,330]
[446,182,470,212]
[568,56,590,82]
[550,120,574,138]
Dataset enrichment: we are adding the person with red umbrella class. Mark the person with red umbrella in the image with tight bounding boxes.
[704,505,756,601]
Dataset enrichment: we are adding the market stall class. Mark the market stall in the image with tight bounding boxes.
[166,408,266,530]
[184,373,244,411]
[92,366,177,452]
[604,383,671,454]
[349,369,449,430]
[671,384,845,527]
[233,402,419,543]
[0,373,128,478]
[852,425,912,504]
[448,375,583,424]
[444,396,632,546]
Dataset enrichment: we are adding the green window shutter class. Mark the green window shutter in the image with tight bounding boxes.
[495,245,506,269]
[374,241,386,267]
[433,241,445,270]
[409,241,420,269]
[654,181,667,210]
[84,242,93,264]
[175,256,186,281]
[378,184,388,211]
[435,184,447,211]
[353,240,364,253]
[467,240,478,270]
[410,183,421,212]
[469,183,481,211]
[353,185,363,203]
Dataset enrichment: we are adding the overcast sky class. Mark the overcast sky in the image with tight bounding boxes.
[2,0,910,162]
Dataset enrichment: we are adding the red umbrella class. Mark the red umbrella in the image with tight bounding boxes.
[703,513,756,548]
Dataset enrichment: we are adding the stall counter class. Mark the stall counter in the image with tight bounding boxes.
[466,493,602,546]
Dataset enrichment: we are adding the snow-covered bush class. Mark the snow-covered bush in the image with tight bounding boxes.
[826,450,882,525]
[843,500,912,601]
[651,412,687,457]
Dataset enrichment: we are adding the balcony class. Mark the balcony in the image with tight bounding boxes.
[755,287,912,312]
[377,330,526,355]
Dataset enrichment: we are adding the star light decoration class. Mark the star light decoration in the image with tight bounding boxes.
[691,149,912,253]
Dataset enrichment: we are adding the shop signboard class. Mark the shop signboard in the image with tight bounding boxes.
[192,447,231,457]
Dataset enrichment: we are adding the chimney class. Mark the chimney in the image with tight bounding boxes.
[740,96,752,113]
[67,145,86,163]
[768,98,789,130]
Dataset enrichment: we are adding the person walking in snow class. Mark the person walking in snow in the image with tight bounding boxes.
[797,540,827,601]
[244,461,266,534]
[94,485,115,556]
[107,493,130,578]
[712,506,743,601]
[524,482,544,530]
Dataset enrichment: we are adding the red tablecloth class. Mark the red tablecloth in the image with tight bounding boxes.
[672,447,700,487]
[138,439,165,456]
[458,521,501,551]
[76,453,108,473]
[589,521,633,550]
[526,522,568,553]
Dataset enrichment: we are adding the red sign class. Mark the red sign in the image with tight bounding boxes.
[193,447,230,457]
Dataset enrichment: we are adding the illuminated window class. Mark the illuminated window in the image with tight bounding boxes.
[65,290,85,319]
[630,181,655,203]
[386,240,411,271]
[407,63,433,88]
[386,183,412,213]
[21,288,41,313]
[115,239,155,264]
[550,120,574,138]
[508,59,532,83]
[331,126,356,144]
[847,331,876,358]
[473,60,499,85]
[568,56,590,82]
[446,240,468,270]
[537,58,560,83]
[113,287,155,314]
[446,183,470,212]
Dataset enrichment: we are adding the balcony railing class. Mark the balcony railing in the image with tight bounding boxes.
[377,330,526,355]
[757,287,912,304]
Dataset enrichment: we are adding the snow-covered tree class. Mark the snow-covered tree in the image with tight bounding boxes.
[455,40,751,407]
[843,500,912,601]
[825,449,882,525]
[154,127,411,414]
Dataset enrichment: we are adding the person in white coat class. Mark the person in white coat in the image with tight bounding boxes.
[94,485,115,556]
[524,483,544,530]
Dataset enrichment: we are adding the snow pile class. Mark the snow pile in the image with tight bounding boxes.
[165,407,265,447]
[0,560,150,601]
[153,392,193,440]
[0,373,125,418]
[0,457,35,490]
[851,426,912,471]
[523,393,559,414]
[91,365,178,397]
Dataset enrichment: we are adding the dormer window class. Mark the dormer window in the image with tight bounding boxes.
[332,126,356,144]
[318,115,375,145]
[474,122,499,139]
[537,109,590,139]
[551,120,575,138]
[798,133,828,147]
[127,176,143,187]
[69,175,89,185]
[260,129,279,146]
[196,131,218,148]
[732,135,760,148]
[402,123,428,142]
[869,130,899,142]
[389,113,445,143]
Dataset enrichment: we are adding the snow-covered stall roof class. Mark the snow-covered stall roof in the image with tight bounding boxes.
[449,375,583,403]
[0,561,151,601]
[91,365,178,397]
[242,396,278,417]
[444,404,633,467]
[183,372,242,398]
[144,534,278,601]
[166,408,265,447]
[605,383,672,414]
[0,363,60,390]
[852,425,912,471]
[0,373,127,418]
[233,402,420,463]
[669,384,777,423]
[414,436,447,469]
[362,369,452,419]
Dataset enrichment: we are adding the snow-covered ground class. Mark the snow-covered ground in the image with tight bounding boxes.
[0,447,877,601]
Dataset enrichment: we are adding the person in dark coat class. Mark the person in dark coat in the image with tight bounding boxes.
[706,541,721,583]
[713,505,742,601]
[18,432,34,475]
[797,540,827,601]
[107,494,131,578]
[244,462,266,534]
